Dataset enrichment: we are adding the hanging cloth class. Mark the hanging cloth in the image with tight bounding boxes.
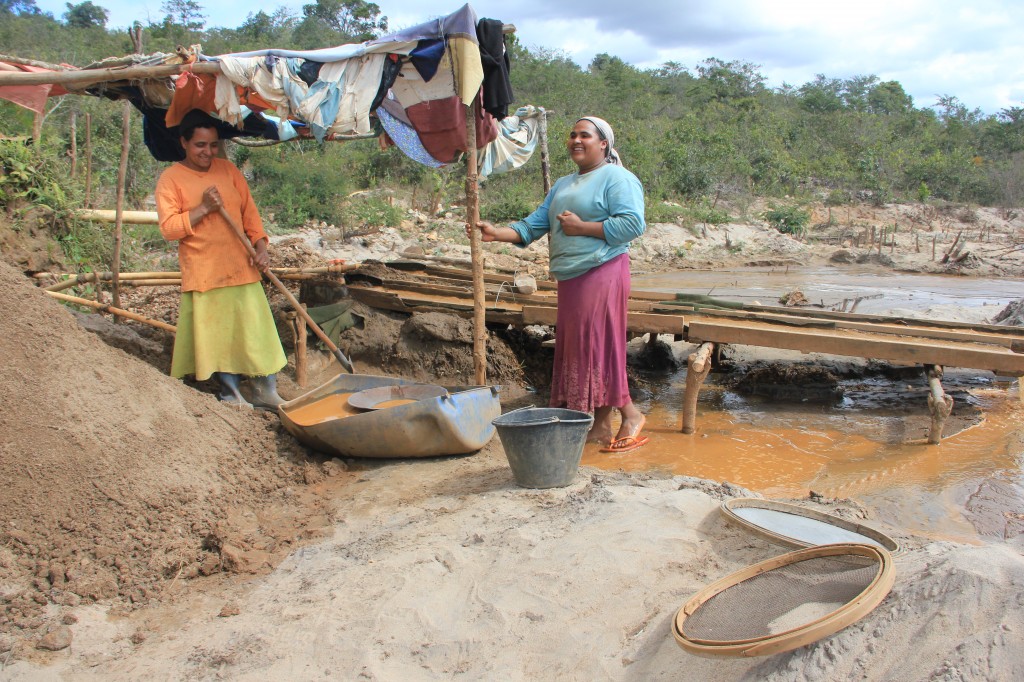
[476,19,514,119]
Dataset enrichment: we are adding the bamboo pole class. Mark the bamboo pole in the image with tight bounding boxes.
[465,99,486,386]
[0,60,220,88]
[74,209,159,224]
[45,290,176,332]
[112,100,131,314]
[0,53,71,71]
[69,111,77,178]
[84,112,92,208]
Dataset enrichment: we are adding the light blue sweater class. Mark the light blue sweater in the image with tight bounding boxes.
[510,164,645,281]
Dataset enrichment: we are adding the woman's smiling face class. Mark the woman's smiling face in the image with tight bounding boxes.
[180,126,220,172]
[567,120,608,172]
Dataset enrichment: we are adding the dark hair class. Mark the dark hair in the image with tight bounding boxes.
[178,109,220,142]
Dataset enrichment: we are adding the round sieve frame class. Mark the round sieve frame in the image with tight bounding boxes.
[673,543,894,658]
[721,498,900,554]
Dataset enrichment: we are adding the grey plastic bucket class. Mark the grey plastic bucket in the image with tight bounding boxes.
[492,407,594,489]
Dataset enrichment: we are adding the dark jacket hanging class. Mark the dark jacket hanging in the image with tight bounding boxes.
[476,18,514,120]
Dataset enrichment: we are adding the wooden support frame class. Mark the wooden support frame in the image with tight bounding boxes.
[925,364,953,445]
[681,343,715,434]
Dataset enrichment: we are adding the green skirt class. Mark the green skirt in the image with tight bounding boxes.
[171,282,287,380]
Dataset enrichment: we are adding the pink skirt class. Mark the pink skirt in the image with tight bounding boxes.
[550,254,631,412]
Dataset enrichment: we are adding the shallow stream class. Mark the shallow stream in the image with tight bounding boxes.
[580,267,1024,545]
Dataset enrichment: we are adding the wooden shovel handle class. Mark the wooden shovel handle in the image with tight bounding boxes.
[218,207,354,373]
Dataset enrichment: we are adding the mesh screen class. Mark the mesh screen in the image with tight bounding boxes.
[683,554,879,642]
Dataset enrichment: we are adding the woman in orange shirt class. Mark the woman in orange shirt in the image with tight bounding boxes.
[156,110,287,408]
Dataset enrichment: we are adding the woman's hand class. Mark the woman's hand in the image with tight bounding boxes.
[201,186,223,215]
[468,220,498,242]
[557,210,603,238]
[253,238,271,273]
[465,220,524,245]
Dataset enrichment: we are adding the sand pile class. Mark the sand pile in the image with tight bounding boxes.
[0,261,307,638]
[37,458,1024,680]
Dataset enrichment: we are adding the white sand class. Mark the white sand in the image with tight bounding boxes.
[7,443,1024,681]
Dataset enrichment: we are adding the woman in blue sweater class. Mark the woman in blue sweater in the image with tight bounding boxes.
[473,116,648,452]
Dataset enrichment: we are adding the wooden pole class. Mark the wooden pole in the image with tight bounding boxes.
[681,343,714,434]
[45,290,176,332]
[84,112,92,208]
[31,110,42,144]
[538,107,552,194]
[111,100,131,315]
[466,98,487,385]
[217,207,354,373]
[0,60,220,88]
[295,307,308,388]
[69,111,77,178]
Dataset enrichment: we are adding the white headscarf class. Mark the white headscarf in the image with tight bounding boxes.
[576,116,623,167]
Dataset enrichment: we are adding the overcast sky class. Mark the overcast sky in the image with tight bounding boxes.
[36,0,1024,115]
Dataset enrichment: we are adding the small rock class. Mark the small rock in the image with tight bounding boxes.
[0,634,14,653]
[62,613,78,625]
[37,625,73,651]
[130,630,147,645]
[219,601,241,618]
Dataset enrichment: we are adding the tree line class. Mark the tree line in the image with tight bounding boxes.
[2,0,1024,242]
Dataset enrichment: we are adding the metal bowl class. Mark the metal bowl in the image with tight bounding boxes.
[347,384,448,410]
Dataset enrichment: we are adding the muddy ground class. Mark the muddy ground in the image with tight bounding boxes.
[1,198,1023,679]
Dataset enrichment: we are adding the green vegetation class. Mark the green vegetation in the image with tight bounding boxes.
[762,204,811,236]
[2,0,1024,273]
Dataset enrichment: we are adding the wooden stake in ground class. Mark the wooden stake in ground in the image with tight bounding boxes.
[465,99,487,386]
[111,100,131,314]
[69,111,77,178]
[84,112,92,208]
[538,107,551,194]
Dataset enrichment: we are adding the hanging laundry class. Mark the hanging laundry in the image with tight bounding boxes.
[165,71,218,127]
[0,62,69,114]
[377,105,445,168]
[390,53,457,110]
[405,92,497,164]
[477,18,514,119]
[326,53,388,137]
[477,106,541,179]
[409,39,446,82]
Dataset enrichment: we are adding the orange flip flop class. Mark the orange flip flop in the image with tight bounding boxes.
[600,415,648,453]
[601,435,650,453]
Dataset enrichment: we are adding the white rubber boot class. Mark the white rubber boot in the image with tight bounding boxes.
[250,374,285,410]
[215,372,252,409]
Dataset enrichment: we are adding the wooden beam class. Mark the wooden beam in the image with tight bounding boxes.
[0,61,219,87]
[686,320,1024,376]
[671,306,1024,349]
[522,306,684,335]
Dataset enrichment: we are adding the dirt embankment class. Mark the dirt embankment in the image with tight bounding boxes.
[0,260,325,647]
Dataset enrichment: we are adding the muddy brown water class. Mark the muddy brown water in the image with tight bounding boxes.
[582,372,1022,545]
[577,267,1024,545]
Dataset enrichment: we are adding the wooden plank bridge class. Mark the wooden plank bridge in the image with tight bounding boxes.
[343,261,1024,444]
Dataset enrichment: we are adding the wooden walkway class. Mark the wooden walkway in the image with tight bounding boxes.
[344,261,1024,442]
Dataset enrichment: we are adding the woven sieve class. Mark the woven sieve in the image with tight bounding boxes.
[674,543,894,657]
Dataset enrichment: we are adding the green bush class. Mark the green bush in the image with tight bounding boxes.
[0,140,68,212]
[342,194,404,230]
[762,203,810,235]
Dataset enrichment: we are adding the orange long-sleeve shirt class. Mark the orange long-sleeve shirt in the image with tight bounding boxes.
[156,158,269,293]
